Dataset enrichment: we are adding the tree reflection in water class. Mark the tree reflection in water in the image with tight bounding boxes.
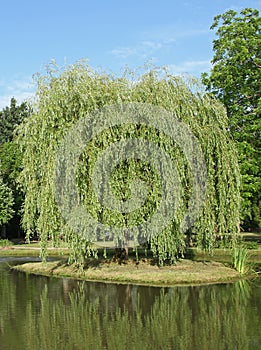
[0,263,260,350]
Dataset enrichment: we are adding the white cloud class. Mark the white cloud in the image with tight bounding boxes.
[169,60,212,76]
[0,77,35,110]
[0,92,35,110]
[111,47,138,58]
[141,41,163,50]
[111,38,176,59]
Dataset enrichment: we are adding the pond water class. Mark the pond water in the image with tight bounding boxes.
[0,257,260,350]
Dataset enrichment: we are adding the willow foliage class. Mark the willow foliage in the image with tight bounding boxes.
[17,62,240,263]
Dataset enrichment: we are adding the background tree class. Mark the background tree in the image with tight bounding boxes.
[17,62,240,264]
[202,8,261,230]
[0,174,14,237]
[0,98,29,143]
[0,98,30,237]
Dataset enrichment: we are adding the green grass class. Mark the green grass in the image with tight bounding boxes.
[0,239,14,247]
[12,259,242,287]
[0,242,70,257]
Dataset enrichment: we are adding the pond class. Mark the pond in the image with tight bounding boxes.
[0,257,260,350]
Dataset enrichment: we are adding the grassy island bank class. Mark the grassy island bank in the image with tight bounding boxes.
[2,240,260,287]
[12,259,243,287]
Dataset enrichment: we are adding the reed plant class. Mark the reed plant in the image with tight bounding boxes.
[232,246,250,274]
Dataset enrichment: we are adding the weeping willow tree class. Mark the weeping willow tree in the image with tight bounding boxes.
[16,62,240,264]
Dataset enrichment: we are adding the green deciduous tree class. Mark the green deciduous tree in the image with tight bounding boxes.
[202,8,261,229]
[0,142,23,213]
[17,62,241,264]
[0,98,30,236]
[0,98,30,144]
[0,174,14,236]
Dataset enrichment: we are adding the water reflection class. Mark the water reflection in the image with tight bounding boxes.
[0,260,260,350]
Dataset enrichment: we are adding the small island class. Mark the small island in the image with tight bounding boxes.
[12,258,241,287]
[3,242,260,287]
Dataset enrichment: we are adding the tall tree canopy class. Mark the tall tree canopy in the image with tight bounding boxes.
[202,8,261,229]
[17,63,240,263]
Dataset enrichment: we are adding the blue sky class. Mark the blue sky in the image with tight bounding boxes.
[0,0,260,109]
